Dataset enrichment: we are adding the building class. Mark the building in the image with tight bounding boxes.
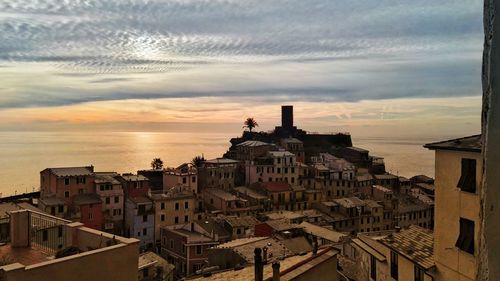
[125,196,155,251]
[425,135,482,281]
[250,182,294,211]
[39,166,95,201]
[232,140,276,161]
[138,170,165,193]
[280,138,305,163]
[71,193,104,230]
[94,172,124,234]
[196,245,340,281]
[160,222,220,278]
[163,164,198,194]
[138,251,175,281]
[202,188,257,216]
[149,187,196,245]
[350,226,434,281]
[197,158,239,191]
[222,216,260,239]
[118,174,151,198]
[0,209,139,281]
[245,150,299,186]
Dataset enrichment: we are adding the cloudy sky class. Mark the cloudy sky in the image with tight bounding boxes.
[0,0,484,137]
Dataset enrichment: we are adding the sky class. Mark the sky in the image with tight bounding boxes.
[0,0,484,138]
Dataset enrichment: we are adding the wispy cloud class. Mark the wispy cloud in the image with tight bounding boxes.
[0,0,484,134]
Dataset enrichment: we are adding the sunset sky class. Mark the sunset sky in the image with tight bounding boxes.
[0,0,484,137]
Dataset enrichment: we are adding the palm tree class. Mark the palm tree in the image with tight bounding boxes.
[243,117,259,132]
[151,158,164,170]
[191,155,206,168]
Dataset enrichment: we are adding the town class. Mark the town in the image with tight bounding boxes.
[0,106,480,281]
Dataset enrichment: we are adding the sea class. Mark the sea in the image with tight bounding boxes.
[0,131,437,197]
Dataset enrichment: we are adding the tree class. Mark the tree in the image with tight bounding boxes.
[191,155,206,168]
[243,117,259,132]
[151,158,164,170]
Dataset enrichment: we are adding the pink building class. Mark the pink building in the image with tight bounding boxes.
[40,166,95,203]
[95,172,124,234]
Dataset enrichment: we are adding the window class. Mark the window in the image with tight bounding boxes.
[143,215,148,222]
[390,251,398,280]
[114,196,119,203]
[175,216,179,224]
[100,185,104,191]
[106,197,110,204]
[78,188,84,194]
[175,202,179,210]
[58,205,64,213]
[457,158,476,193]
[414,266,424,281]
[88,212,94,220]
[184,215,189,222]
[236,228,242,235]
[183,177,187,184]
[456,218,475,254]
[143,268,149,278]
[143,228,147,235]
[185,201,189,209]
[64,191,69,198]
[64,178,70,185]
[370,255,376,280]
[161,214,165,221]
[161,202,165,210]
[192,176,196,183]
[170,239,174,249]
[196,245,203,255]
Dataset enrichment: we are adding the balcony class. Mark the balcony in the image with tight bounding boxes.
[0,210,139,281]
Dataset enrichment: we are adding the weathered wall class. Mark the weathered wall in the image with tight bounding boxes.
[480,1,500,280]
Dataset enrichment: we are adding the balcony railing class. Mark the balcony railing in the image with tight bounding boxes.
[28,210,71,255]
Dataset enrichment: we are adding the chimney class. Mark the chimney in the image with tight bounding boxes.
[254,248,263,281]
[272,261,280,281]
[281,105,294,131]
[263,246,268,264]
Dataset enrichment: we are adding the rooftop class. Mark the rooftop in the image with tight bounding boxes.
[346,146,369,153]
[424,134,481,153]
[138,251,175,273]
[94,172,121,185]
[281,138,303,144]
[224,216,260,228]
[234,186,268,200]
[333,197,365,208]
[120,174,148,181]
[128,196,152,205]
[256,182,292,193]
[299,221,346,243]
[269,151,295,157]
[204,188,239,201]
[266,211,306,222]
[215,237,292,263]
[237,140,273,147]
[262,219,302,232]
[38,196,65,206]
[380,225,434,269]
[73,193,102,205]
[46,166,94,177]
[204,158,240,165]
[191,247,338,281]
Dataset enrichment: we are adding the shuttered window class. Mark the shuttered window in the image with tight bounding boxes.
[457,159,476,193]
[456,218,474,254]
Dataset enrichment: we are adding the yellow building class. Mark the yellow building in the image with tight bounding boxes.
[425,135,481,281]
[149,187,195,245]
[351,226,435,281]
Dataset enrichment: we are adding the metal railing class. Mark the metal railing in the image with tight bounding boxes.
[28,210,71,255]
